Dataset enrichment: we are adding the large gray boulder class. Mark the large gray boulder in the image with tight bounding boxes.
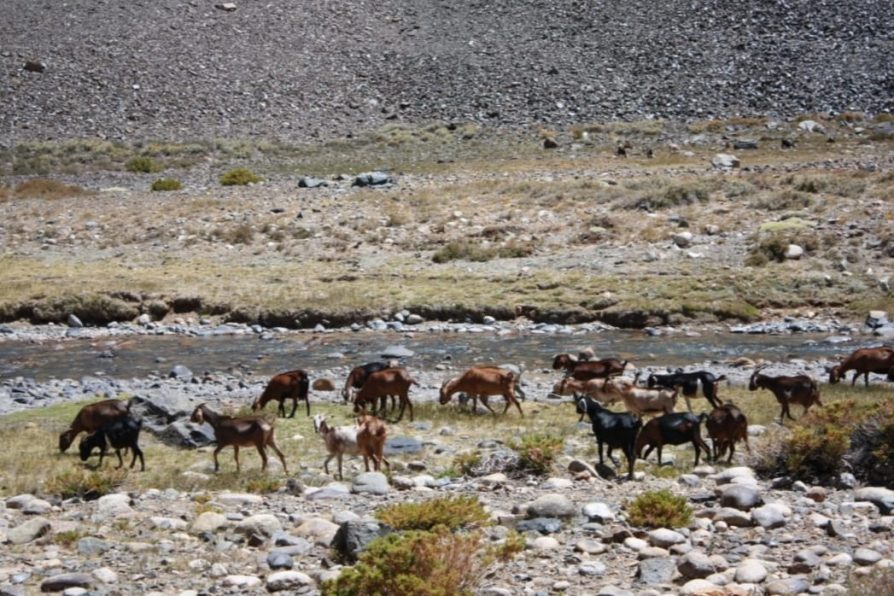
[854,487,894,514]
[526,494,575,518]
[352,472,390,495]
[6,517,51,545]
[331,520,392,562]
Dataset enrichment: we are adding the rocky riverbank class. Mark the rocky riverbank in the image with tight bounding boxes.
[2,457,893,594]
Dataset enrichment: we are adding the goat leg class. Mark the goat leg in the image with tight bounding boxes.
[115,448,124,469]
[213,445,224,473]
[480,395,496,415]
[288,397,298,418]
[257,445,269,471]
[233,445,241,473]
[268,438,288,474]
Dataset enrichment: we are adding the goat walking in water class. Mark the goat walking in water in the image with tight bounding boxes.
[191,404,288,473]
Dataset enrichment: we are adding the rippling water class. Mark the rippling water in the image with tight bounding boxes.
[0,329,856,382]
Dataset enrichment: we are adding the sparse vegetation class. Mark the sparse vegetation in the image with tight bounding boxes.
[510,433,563,475]
[376,496,490,532]
[13,178,86,200]
[150,178,183,191]
[746,228,820,266]
[625,489,692,528]
[220,168,262,186]
[432,240,536,263]
[45,467,128,500]
[125,156,163,173]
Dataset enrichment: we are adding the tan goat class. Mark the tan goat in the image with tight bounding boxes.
[602,379,677,417]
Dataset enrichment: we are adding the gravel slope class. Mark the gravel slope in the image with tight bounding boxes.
[2,0,892,142]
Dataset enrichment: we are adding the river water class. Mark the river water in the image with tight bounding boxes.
[0,328,855,382]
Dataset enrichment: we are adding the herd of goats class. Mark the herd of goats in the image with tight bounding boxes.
[54,345,894,481]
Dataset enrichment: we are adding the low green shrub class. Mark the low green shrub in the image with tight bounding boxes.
[150,178,182,192]
[432,240,535,263]
[626,489,692,528]
[53,529,86,546]
[322,527,483,596]
[375,496,490,532]
[510,433,563,475]
[452,450,482,476]
[45,468,127,500]
[220,168,262,186]
[125,156,162,173]
[624,180,710,211]
[745,229,820,266]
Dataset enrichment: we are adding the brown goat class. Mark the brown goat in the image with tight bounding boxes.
[59,399,131,453]
[705,402,751,463]
[553,354,628,381]
[252,370,310,418]
[356,413,391,473]
[829,347,894,387]
[352,368,416,422]
[439,367,523,416]
[748,368,821,424]
[190,404,287,473]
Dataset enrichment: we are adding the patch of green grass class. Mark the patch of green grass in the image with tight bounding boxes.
[125,156,163,173]
[53,529,87,547]
[626,489,692,528]
[151,178,183,192]
[376,496,490,532]
[220,168,262,186]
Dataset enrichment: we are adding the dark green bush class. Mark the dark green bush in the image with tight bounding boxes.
[125,156,162,173]
[220,168,262,186]
[626,489,692,528]
[322,527,483,596]
[375,496,490,532]
[151,178,182,191]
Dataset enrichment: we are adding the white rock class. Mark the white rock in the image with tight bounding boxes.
[711,153,740,170]
[648,528,686,548]
[191,512,228,533]
[734,559,768,583]
[785,244,804,259]
[266,570,313,592]
[216,492,264,506]
[92,567,118,584]
[222,575,261,587]
[799,119,825,133]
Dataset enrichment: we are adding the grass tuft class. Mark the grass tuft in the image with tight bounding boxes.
[150,178,183,192]
[220,168,262,186]
[376,496,490,532]
[625,489,692,528]
[125,156,163,173]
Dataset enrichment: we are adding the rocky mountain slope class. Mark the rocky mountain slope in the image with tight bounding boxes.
[2,0,892,142]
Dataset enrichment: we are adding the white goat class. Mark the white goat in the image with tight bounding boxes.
[312,413,361,480]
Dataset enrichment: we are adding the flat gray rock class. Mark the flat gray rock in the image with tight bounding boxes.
[40,573,94,592]
[351,472,390,495]
[637,557,677,585]
[526,493,575,518]
[854,487,894,514]
[7,517,51,545]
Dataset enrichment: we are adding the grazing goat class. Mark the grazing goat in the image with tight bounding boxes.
[353,368,416,422]
[59,399,131,453]
[313,413,390,479]
[555,377,629,421]
[635,412,711,467]
[829,347,894,387]
[553,354,628,381]
[705,402,750,463]
[79,415,145,471]
[252,370,310,418]
[576,395,641,479]
[602,379,677,417]
[341,361,391,403]
[190,404,287,473]
[748,368,821,424]
[356,413,390,473]
[647,370,725,410]
[439,366,523,416]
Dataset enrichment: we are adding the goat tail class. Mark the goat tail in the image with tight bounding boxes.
[715,374,728,383]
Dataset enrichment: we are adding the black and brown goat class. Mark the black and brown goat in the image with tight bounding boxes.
[341,361,392,403]
[705,402,750,463]
[191,404,288,473]
[635,412,711,466]
[252,369,310,418]
[829,347,894,387]
[748,367,821,424]
[79,415,145,471]
[647,370,726,410]
[353,368,416,422]
[59,399,131,453]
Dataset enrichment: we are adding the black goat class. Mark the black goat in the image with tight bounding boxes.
[647,370,725,410]
[576,394,641,480]
[635,412,711,466]
[78,415,145,471]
